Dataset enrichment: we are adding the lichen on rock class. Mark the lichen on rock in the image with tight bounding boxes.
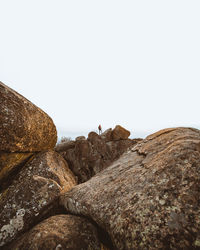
[5,214,101,250]
[0,81,57,152]
[60,127,200,249]
[0,150,76,247]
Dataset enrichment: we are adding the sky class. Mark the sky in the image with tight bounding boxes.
[0,1,200,139]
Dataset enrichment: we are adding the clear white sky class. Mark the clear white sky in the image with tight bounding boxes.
[0,1,200,138]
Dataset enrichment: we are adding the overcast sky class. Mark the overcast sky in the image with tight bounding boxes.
[0,1,200,138]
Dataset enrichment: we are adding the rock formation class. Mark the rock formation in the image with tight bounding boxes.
[5,215,101,250]
[111,125,130,140]
[0,82,57,187]
[0,151,76,247]
[1,82,200,249]
[0,81,57,152]
[56,129,141,183]
[60,127,200,249]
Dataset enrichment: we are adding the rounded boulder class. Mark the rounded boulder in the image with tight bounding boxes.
[0,82,57,152]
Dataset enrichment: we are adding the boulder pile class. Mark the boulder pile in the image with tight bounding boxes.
[55,126,141,183]
[1,82,200,249]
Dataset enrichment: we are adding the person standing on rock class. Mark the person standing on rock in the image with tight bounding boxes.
[98,125,102,135]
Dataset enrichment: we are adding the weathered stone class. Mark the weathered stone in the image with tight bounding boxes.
[100,128,112,142]
[55,140,75,152]
[87,131,100,142]
[75,136,86,141]
[5,215,101,250]
[0,152,33,187]
[59,132,139,183]
[60,127,200,249]
[111,125,130,140]
[0,82,57,152]
[0,150,76,247]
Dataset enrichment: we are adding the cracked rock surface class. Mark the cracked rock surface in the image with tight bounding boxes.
[60,127,200,249]
[0,150,76,247]
[5,214,101,250]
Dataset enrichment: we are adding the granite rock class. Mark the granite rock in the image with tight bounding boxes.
[5,214,101,250]
[60,127,200,249]
[0,82,57,152]
[0,150,76,247]
[111,125,130,141]
[0,152,33,188]
[58,132,140,183]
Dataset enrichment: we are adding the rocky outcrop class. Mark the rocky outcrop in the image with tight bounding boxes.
[0,151,76,247]
[2,81,199,249]
[111,125,130,140]
[57,131,141,183]
[5,215,101,250]
[60,127,200,249]
[0,82,57,152]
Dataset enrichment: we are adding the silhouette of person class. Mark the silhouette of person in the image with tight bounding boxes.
[98,124,102,135]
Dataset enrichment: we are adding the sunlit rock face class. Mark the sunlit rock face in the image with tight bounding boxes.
[6,214,101,250]
[0,81,57,152]
[60,127,200,249]
[111,125,131,140]
[0,151,77,247]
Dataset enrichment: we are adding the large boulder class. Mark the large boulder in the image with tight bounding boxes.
[60,127,200,249]
[5,215,101,250]
[0,150,76,247]
[111,125,130,140]
[57,132,140,183]
[100,128,112,142]
[0,82,57,152]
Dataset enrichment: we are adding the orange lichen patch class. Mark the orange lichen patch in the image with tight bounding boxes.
[0,81,57,152]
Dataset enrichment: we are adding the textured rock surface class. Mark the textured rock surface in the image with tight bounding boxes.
[100,128,112,142]
[60,127,200,249]
[111,125,130,140]
[55,140,75,152]
[5,214,101,250]
[57,131,140,183]
[76,136,86,141]
[0,152,33,187]
[0,82,57,152]
[0,150,76,247]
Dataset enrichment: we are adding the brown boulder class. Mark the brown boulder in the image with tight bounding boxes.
[0,150,76,247]
[100,128,112,142]
[75,136,86,141]
[0,82,57,152]
[6,215,101,250]
[58,133,139,183]
[55,140,75,152]
[60,127,200,249]
[111,125,130,140]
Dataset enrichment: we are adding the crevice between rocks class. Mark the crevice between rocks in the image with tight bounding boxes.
[2,200,115,250]
[0,154,36,193]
